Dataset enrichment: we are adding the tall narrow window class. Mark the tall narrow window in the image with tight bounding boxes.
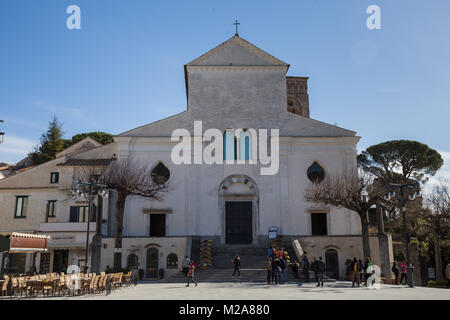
[239,130,251,161]
[14,196,28,218]
[223,130,237,161]
[46,200,57,221]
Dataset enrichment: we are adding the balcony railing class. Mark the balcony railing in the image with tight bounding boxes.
[40,222,96,232]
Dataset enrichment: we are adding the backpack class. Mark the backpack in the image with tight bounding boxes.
[318,261,326,272]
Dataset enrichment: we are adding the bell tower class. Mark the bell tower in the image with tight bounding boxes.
[286,76,310,118]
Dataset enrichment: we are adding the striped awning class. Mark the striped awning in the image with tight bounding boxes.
[0,232,50,253]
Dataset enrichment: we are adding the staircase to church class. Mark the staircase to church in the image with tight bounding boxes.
[167,238,336,283]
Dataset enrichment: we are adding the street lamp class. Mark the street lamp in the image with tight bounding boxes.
[384,182,421,288]
[72,177,108,273]
[0,120,4,144]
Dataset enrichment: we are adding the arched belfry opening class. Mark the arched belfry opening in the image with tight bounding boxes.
[218,175,259,244]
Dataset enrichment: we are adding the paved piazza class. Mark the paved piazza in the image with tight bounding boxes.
[27,281,450,300]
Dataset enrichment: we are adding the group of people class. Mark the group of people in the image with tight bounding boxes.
[266,246,326,287]
[390,261,410,285]
[182,256,198,287]
[349,257,375,287]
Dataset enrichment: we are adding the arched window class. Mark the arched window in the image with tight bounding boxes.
[307,161,325,183]
[239,130,251,161]
[151,162,170,184]
[166,253,178,269]
[223,130,237,161]
[127,254,139,268]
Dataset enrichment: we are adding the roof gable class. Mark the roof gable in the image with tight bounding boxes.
[187,35,289,68]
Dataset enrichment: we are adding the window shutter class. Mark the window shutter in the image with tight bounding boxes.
[69,206,78,222]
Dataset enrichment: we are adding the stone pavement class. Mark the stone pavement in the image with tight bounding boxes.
[30,281,449,300]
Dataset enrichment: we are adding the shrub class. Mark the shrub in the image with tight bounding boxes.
[427,280,447,287]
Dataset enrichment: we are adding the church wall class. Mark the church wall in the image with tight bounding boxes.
[117,135,360,240]
[187,68,287,121]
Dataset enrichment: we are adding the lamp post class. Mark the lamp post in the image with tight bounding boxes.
[72,177,108,273]
[384,182,421,288]
[0,120,4,144]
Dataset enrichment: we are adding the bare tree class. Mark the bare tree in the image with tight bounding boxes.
[425,183,450,281]
[104,158,169,271]
[305,170,383,260]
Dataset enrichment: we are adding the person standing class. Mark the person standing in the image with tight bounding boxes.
[301,255,310,283]
[186,261,198,287]
[182,256,191,277]
[268,245,274,259]
[399,262,407,285]
[280,258,287,284]
[351,257,360,287]
[358,259,364,283]
[232,254,241,277]
[316,257,326,287]
[273,258,281,285]
[266,257,273,284]
[392,261,400,285]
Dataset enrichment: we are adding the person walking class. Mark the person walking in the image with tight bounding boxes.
[392,261,400,285]
[316,257,326,287]
[182,256,191,277]
[186,261,198,287]
[266,257,273,284]
[351,257,360,287]
[232,254,241,277]
[301,255,310,282]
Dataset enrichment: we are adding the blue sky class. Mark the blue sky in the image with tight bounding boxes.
[0,0,449,184]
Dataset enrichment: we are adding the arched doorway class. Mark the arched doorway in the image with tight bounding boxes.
[146,248,159,278]
[219,175,259,244]
[325,249,339,280]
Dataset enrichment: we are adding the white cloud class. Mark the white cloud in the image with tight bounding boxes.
[32,100,86,120]
[0,135,38,163]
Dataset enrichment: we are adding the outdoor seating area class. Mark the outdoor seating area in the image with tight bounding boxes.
[0,271,133,298]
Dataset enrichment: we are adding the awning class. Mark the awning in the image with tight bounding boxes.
[0,232,50,253]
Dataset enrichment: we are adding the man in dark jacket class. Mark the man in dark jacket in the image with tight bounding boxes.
[301,255,310,282]
[232,254,241,277]
[316,257,326,287]
[272,258,281,285]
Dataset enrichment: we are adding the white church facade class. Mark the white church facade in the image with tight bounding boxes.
[97,35,392,280]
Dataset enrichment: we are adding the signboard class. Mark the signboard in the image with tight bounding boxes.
[268,226,278,239]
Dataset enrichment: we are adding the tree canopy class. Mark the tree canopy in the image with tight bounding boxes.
[358,140,443,184]
[63,131,114,149]
[30,116,64,165]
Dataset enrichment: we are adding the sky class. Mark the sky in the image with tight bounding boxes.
[0,0,449,186]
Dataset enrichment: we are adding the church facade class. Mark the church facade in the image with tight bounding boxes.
[97,35,392,280]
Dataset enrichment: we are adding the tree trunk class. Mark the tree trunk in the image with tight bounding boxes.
[432,219,443,281]
[360,210,372,260]
[113,192,127,271]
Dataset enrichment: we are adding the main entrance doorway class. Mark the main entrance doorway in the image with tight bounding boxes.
[146,247,159,278]
[225,201,252,244]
